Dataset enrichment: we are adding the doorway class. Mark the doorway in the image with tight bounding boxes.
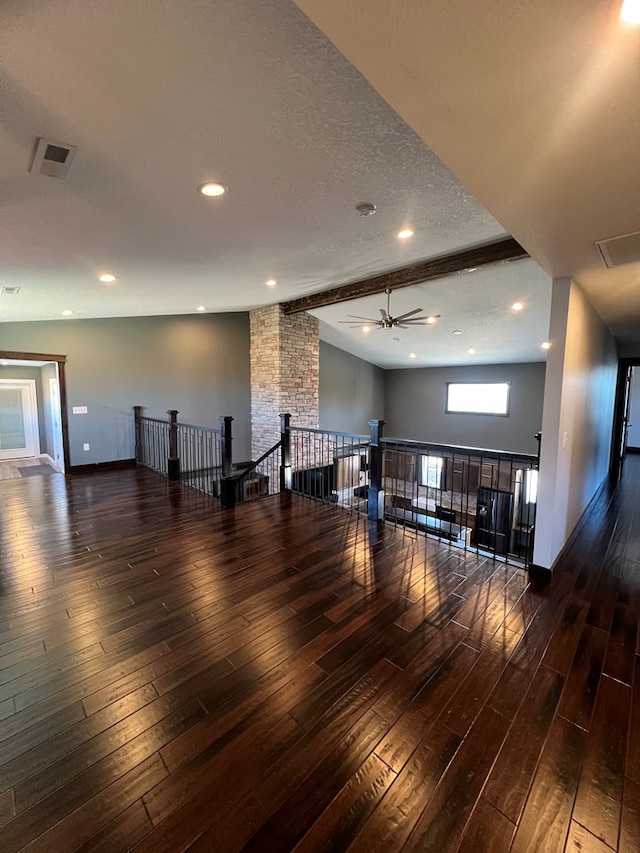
[0,351,69,472]
[611,359,640,480]
[0,379,40,460]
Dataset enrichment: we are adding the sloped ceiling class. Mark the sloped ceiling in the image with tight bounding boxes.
[295,0,640,347]
[4,0,636,366]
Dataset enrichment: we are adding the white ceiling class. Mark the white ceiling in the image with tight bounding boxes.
[0,0,637,367]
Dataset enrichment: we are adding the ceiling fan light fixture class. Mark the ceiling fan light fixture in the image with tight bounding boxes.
[339,287,440,331]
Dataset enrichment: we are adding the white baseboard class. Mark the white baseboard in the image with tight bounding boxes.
[40,453,64,473]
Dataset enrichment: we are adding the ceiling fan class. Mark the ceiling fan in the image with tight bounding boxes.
[340,288,440,330]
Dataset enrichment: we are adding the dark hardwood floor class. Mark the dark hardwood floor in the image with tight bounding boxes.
[0,459,639,851]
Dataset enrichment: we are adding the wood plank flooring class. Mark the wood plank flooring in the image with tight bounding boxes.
[0,460,639,851]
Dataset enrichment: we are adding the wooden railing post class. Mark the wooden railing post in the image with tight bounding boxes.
[133,405,143,464]
[219,416,235,508]
[280,413,291,491]
[368,419,385,521]
[167,410,180,481]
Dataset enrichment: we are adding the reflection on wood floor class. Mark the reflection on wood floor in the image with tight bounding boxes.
[0,461,638,851]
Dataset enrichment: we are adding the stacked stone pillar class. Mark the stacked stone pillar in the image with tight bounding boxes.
[250,304,319,460]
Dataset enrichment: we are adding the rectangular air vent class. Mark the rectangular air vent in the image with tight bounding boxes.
[0,286,20,295]
[595,231,640,269]
[29,137,77,179]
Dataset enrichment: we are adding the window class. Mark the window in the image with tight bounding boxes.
[419,455,444,489]
[446,382,510,416]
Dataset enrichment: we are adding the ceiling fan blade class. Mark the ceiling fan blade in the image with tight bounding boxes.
[402,313,442,324]
[392,307,424,322]
[345,314,379,321]
[379,308,390,321]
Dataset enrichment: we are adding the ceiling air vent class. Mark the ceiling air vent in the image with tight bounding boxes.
[595,231,640,269]
[0,286,20,295]
[29,137,77,179]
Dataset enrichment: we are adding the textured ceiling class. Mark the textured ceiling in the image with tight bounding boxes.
[313,258,552,369]
[295,0,640,348]
[1,0,555,366]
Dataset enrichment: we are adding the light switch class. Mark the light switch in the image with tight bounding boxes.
[73,406,88,414]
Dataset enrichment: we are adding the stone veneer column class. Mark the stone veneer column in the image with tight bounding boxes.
[250,304,319,459]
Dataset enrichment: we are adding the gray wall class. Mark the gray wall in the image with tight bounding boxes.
[319,341,385,434]
[0,313,251,466]
[534,279,618,569]
[384,362,546,455]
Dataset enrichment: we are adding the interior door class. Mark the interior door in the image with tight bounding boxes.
[0,380,39,460]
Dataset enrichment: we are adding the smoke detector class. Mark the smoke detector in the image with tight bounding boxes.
[356,202,377,217]
[29,138,77,179]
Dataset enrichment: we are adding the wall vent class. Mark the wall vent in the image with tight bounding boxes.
[595,231,640,269]
[29,137,77,179]
[0,286,20,295]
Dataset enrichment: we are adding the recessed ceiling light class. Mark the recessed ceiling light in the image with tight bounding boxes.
[621,0,640,25]
[196,305,206,312]
[61,309,74,317]
[398,228,414,240]
[541,341,552,350]
[409,352,417,359]
[265,279,277,287]
[453,329,463,335]
[468,348,476,355]
[99,273,117,283]
[426,316,437,325]
[362,326,371,333]
[198,182,228,197]
[511,301,524,311]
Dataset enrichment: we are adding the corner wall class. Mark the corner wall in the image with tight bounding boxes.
[534,279,618,569]
[319,341,384,434]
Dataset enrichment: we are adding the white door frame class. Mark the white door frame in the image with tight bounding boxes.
[49,376,65,472]
[0,379,40,460]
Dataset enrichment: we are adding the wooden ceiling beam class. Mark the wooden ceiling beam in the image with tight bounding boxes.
[280,236,528,314]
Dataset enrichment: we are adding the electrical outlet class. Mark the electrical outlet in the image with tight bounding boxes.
[83,443,90,451]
